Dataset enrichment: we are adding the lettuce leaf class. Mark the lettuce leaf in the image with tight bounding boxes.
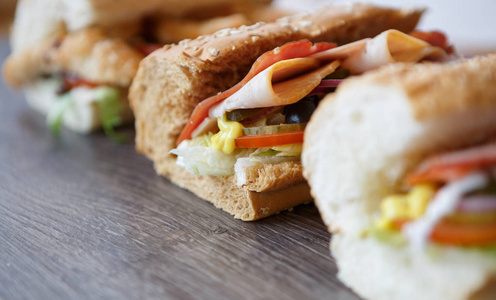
[46,93,73,135]
[95,86,127,143]
[171,134,238,176]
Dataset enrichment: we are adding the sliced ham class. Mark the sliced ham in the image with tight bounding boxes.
[312,29,446,74]
[209,59,340,118]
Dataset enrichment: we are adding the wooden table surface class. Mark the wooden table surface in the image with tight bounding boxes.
[0,37,361,300]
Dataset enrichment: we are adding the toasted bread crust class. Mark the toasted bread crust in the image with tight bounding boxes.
[164,159,310,221]
[3,28,144,88]
[130,4,423,219]
[242,160,304,192]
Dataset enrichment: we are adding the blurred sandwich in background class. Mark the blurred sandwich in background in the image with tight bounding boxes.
[2,0,286,139]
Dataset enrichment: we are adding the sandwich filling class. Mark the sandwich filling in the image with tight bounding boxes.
[171,30,450,186]
[26,74,129,142]
[373,142,496,252]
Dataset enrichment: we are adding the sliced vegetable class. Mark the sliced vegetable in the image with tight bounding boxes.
[430,221,496,246]
[394,215,496,245]
[235,130,304,148]
[318,79,343,87]
[63,74,99,90]
[242,123,307,136]
[284,100,316,124]
[46,94,73,135]
[457,195,496,213]
[446,212,496,224]
[307,86,335,96]
[226,108,264,122]
[171,133,238,176]
[324,68,350,79]
[237,107,282,124]
[271,143,303,157]
[307,78,344,97]
[176,40,336,145]
[95,87,128,143]
[407,142,496,185]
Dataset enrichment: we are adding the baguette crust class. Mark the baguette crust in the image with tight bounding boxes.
[166,159,310,221]
[242,160,304,192]
[130,4,423,219]
[3,28,145,88]
[302,54,496,299]
[349,54,496,121]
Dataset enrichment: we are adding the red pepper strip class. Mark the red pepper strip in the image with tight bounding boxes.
[235,130,304,148]
[410,31,454,54]
[63,74,99,90]
[393,218,496,246]
[176,40,336,145]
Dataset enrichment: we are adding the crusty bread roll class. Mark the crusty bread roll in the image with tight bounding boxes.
[3,28,144,89]
[302,54,496,299]
[129,4,424,220]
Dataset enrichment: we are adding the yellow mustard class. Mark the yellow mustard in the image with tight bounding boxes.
[375,184,436,230]
[210,115,243,154]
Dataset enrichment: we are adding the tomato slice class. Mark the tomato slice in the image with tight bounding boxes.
[410,30,454,54]
[235,130,304,148]
[393,218,496,246]
[176,40,336,145]
[430,221,496,246]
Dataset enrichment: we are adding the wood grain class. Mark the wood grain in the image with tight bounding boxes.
[0,37,360,300]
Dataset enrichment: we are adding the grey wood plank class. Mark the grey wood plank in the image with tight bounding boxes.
[0,37,361,300]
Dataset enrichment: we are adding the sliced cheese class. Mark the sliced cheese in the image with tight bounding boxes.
[209,58,340,118]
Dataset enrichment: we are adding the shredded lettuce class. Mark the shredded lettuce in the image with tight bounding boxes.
[258,149,280,157]
[95,86,127,143]
[462,244,496,257]
[170,134,239,176]
[272,143,302,156]
[46,93,73,135]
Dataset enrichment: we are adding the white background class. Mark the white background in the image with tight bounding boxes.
[275,0,496,55]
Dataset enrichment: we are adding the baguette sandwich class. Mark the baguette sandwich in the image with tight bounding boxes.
[302,54,496,299]
[2,0,279,139]
[128,4,455,220]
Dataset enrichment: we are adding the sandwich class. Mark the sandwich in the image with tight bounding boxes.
[2,0,279,140]
[128,3,453,220]
[302,54,496,299]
